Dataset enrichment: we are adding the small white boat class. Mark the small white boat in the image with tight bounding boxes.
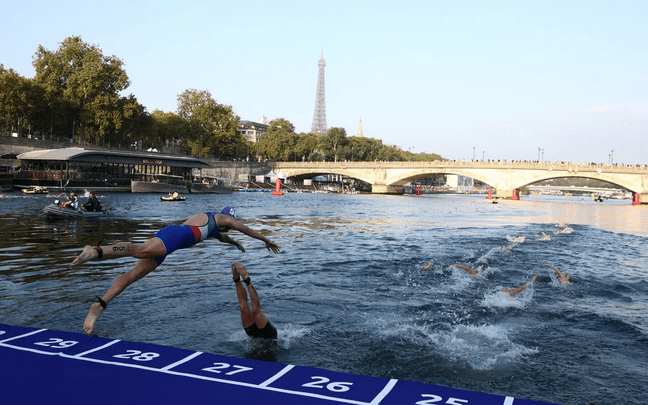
[43,203,112,219]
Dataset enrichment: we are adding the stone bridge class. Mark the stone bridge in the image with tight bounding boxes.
[273,161,648,203]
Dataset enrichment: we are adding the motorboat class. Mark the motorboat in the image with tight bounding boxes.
[43,202,112,218]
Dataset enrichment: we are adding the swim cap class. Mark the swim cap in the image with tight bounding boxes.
[221,207,237,218]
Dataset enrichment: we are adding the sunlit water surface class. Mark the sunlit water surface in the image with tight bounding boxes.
[1,192,647,405]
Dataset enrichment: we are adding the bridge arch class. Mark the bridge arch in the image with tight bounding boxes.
[273,161,648,203]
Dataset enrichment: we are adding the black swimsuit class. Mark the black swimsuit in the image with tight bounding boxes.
[244,321,277,340]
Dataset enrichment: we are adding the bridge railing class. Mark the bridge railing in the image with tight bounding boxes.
[275,160,648,173]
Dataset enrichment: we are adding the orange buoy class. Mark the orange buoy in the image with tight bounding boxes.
[271,178,284,196]
[632,193,641,205]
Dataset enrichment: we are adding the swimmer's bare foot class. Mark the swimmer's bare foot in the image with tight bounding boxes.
[70,245,99,268]
[234,262,250,281]
[83,301,105,334]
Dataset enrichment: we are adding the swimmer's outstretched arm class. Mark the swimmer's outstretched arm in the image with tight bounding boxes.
[215,233,245,252]
[542,264,570,284]
[451,264,478,276]
[220,216,281,253]
[508,274,539,297]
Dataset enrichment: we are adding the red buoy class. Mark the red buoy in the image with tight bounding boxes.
[486,188,493,199]
[416,186,421,195]
[271,178,284,196]
[632,193,641,205]
[512,189,519,200]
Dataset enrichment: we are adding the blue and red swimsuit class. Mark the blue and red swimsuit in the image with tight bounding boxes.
[152,212,219,265]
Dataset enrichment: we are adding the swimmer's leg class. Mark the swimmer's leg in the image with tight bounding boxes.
[83,257,158,334]
[232,263,254,329]
[236,264,269,328]
[70,238,166,268]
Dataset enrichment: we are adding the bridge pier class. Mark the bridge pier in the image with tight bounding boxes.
[496,189,519,200]
[371,184,404,194]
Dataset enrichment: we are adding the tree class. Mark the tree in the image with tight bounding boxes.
[32,36,131,144]
[295,132,323,161]
[258,118,296,161]
[0,65,45,137]
[321,127,348,162]
[176,89,242,158]
[151,110,190,154]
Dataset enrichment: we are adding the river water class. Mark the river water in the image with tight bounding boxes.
[1,191,647,405]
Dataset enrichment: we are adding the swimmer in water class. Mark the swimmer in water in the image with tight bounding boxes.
[451,264,478,276]
[540,232,551,240]
[503,274,539,297]
[70,207,281,335]
[421,261,434,271]
[542,264,570,284]
[232,262,277,341]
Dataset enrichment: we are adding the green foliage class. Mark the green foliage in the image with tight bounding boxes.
[321,127,348,161]
[295,132,324,161]
[258,118,296,161]
[176,89,242,158]
[0,65,46,136]
[32,36,133,144]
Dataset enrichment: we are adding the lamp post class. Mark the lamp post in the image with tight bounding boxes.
[473,147,475,161]
[611,150,614,164]
[482,151,485,161]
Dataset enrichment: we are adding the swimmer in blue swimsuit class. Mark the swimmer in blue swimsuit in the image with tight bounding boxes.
[70,207,281,335]
[231,263,277,341]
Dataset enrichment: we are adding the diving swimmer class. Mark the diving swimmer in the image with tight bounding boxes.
[71,207,281,334]
[232,262,277,340]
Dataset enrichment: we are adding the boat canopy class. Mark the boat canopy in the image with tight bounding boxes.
[17,148,210,169]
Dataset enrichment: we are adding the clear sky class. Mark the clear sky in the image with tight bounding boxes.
[3,0,647,164]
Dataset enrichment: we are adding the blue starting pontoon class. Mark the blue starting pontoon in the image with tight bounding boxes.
[0,324,558,405]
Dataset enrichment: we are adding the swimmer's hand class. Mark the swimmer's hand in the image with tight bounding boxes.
[266,241,280,254]
[233,240,245,252]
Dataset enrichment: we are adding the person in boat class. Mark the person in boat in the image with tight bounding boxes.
[542,264,570,284]
[62,192,79,209]
[503,274,539,297]
[69,207,281,335]
[231,262,277,341]
[82,192,102,212]
[170,191,179,199]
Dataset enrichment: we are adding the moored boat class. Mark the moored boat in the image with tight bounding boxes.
[131,174,189,193]
[43,203,112,218]
[190,176,233,194]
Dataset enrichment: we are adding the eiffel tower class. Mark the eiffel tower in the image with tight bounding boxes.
[310,50,327,134]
